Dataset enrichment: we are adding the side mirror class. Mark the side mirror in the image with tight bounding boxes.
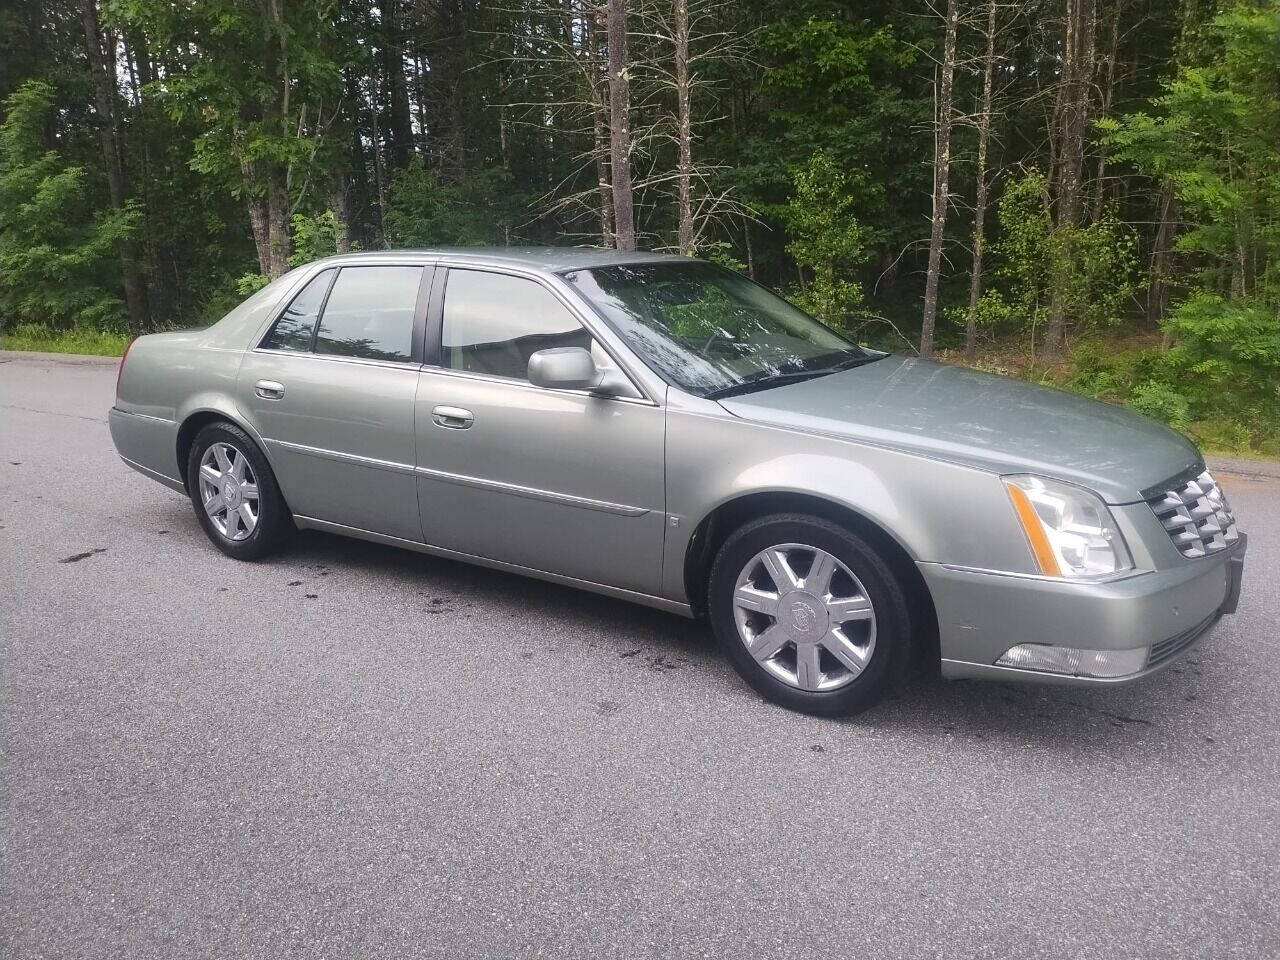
[527,347,633,397]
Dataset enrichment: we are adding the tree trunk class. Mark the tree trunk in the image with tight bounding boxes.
[241,145,273,274]
[368,75,389,246]
[81,0,149,333]
[379,0,413,170]
[918,0,958,359]
[1044,0,1095,360]
[122,30,181,326]
[1090,5,1120,221]
[1146,184,1176,326]
[432,0,468,182]
[965,0,998,364]
[674,0,693,255]
[606,0,636,251]
[585,3,613,244]
[344,67,375,247]
[259,0,290,276]
[330,171,352,254]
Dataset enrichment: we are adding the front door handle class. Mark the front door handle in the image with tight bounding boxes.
[432,405,474,429]
[255,379,285,400]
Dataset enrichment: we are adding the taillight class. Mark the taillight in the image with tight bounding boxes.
[116,337,136,401]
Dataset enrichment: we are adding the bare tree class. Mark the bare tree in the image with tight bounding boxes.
[919,0,959,359]
[489,0,617,244]
[964,0,999,362]
[673,0,693,254]
[607,0,637,249]
[636,0,752,255]
[1089,1,1121,221]
[587,4,615,243]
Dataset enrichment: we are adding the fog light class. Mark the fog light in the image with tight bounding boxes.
[995,644,1149,678]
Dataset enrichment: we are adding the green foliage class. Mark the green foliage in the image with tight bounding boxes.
[383,162,525,248]
[1129,381,1193,432]
[115,0,348,196]
[1100,2,1280,452]
[1138,294,1279,443]
[1064,340,1146,403]
[1,0,1272,457]
[235,273,271,297]
[0,81,132,331]
[975,171,1139,346]
[290,210,347,266]
[782,152,871,330]
[1100,3,1280,301]
[235,210,347,296]
[744,5,927,257]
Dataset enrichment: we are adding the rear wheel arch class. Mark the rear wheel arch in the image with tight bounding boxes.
[176,410,274,496]
[683,491,939,671]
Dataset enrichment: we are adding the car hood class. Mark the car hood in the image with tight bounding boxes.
[715,356,1202,503]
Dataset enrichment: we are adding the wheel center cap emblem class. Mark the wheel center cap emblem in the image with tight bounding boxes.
[789,597,821,635]
[223,480,238,504]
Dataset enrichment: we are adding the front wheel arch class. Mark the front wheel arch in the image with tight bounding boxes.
[684,492,939,673]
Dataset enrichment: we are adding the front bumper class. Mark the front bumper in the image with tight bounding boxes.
[920,533,1246,686]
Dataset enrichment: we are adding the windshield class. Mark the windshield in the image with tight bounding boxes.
[560,261,871,398]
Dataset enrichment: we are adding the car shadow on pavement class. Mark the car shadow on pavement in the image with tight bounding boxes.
[164,510,1217,750]
[845,658,1215,749]
[284,526,718,658]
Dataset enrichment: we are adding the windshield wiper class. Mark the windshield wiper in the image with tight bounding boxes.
[833,351,886,370]
[704,370,835,400]
[704,352,887,401]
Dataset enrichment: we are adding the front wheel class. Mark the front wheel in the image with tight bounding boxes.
[708,513,912,717]
[186,421,290,561]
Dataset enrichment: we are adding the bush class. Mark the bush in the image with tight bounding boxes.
[1129,381,1192,431]
[1132,293,1280,450]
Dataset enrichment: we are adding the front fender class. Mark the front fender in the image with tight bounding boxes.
[662,406,1036,603]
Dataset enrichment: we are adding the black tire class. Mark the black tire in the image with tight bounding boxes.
[185,421,291,561]
[708,513,912,717]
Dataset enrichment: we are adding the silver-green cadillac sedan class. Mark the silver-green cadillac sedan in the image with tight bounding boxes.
[109,248,1247,716]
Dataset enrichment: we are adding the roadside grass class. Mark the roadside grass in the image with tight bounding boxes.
[1,323,130,356]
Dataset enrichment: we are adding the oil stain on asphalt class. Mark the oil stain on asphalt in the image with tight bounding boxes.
[59,548,106,564]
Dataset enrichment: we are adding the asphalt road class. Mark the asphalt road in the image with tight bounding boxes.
[3,353,1278,960]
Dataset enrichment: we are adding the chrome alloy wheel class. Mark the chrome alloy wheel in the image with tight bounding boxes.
[198,442,260,541]
[732,543,877,692]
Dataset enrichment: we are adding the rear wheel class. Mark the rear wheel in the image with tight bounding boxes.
[708,513,912,716]
[186,422,290,560]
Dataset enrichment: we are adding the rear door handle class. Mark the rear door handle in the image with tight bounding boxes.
[432,405,474,429]
[255,380,285,400]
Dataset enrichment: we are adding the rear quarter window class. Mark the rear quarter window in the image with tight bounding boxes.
[260,270,333,352]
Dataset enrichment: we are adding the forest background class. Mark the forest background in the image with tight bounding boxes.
[1,0,1276,454]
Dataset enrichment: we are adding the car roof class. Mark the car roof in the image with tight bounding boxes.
[314,246,691,273]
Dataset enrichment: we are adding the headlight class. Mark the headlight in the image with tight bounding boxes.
[1003,475,1132,578]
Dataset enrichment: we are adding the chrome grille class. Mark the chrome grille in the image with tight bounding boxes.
[1147,470,1238,559]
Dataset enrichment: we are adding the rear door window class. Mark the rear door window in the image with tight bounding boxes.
[314,266,423,363]
[261,269,333,352]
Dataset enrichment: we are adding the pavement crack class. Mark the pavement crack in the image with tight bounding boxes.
[1,403,106,423]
